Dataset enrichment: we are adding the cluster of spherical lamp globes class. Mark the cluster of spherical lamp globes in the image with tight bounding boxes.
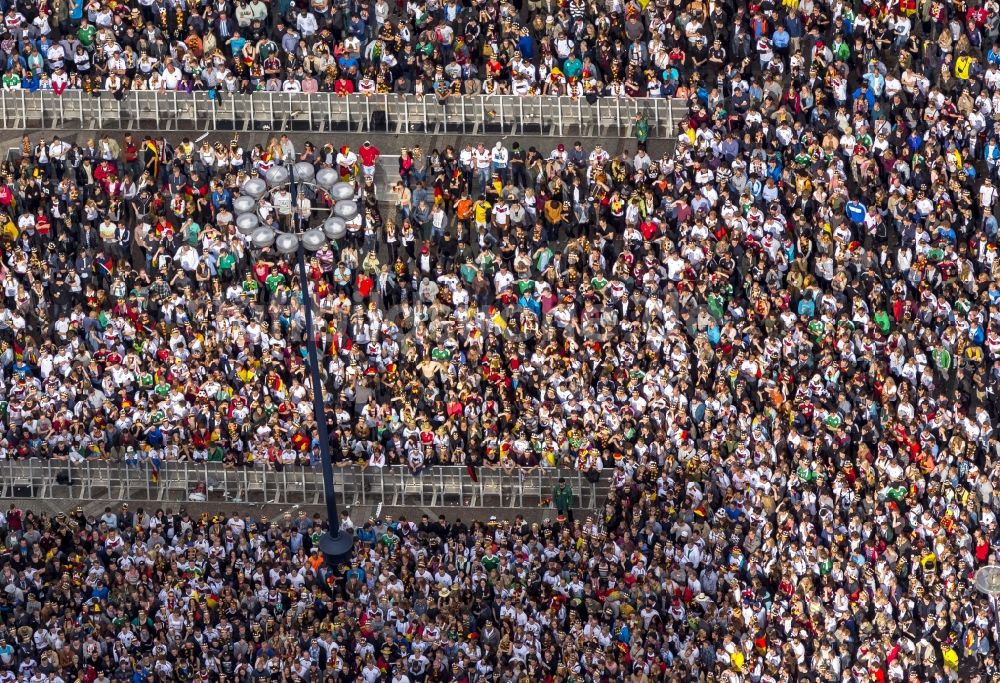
[233,160,359,564]
[232,161,360,252]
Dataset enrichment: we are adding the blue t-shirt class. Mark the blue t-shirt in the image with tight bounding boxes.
[228,36,247,56]
[517,35,534,60]
[211,189,232,209]
[147,427,164,448]
[845,201,866,224]
[563,57,582,79]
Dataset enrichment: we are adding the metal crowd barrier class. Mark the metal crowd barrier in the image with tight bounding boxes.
[0,91,688,139]
[0,460,611,511]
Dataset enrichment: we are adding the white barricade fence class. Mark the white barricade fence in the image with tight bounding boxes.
[0,91,688,139]
[0,460,612,511]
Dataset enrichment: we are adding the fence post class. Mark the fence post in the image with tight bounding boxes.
[357,465,364,505]
[334,467,342,507]
[238,467,247,503]
[122,460,131,501]
[75,460,83,499]
[130,92,139,127]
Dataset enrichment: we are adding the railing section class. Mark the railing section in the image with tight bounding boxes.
[0,460,611,511]
[0,91,687,139]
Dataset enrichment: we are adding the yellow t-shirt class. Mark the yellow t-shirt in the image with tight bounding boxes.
[955,56,972,80]
[942,647,958,669]
[474,200,492,224]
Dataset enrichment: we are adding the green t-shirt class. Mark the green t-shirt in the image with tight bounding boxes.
[78,25,97,47]
[932,348,952,371]
[886,486,907,502]
[265,272,284,293]
[708,293,725,319]
[874,311,891,334]
[635,116,649,143]
[460,263,477,283]
[258,40,276,60]
[218,253,236,272]
[2,73,20,88]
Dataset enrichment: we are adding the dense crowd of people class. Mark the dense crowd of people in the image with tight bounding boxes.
[0,0,716,97]
[1,0,1000,678]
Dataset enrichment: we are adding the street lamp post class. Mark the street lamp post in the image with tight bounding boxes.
[233,161,362,565]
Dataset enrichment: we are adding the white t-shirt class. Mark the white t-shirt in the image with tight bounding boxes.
[161,66,182,90]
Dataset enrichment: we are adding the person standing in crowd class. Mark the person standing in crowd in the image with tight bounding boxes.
[552,476,575,524]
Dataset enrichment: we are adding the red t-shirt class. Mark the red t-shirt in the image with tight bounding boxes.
[358,145,380,166]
